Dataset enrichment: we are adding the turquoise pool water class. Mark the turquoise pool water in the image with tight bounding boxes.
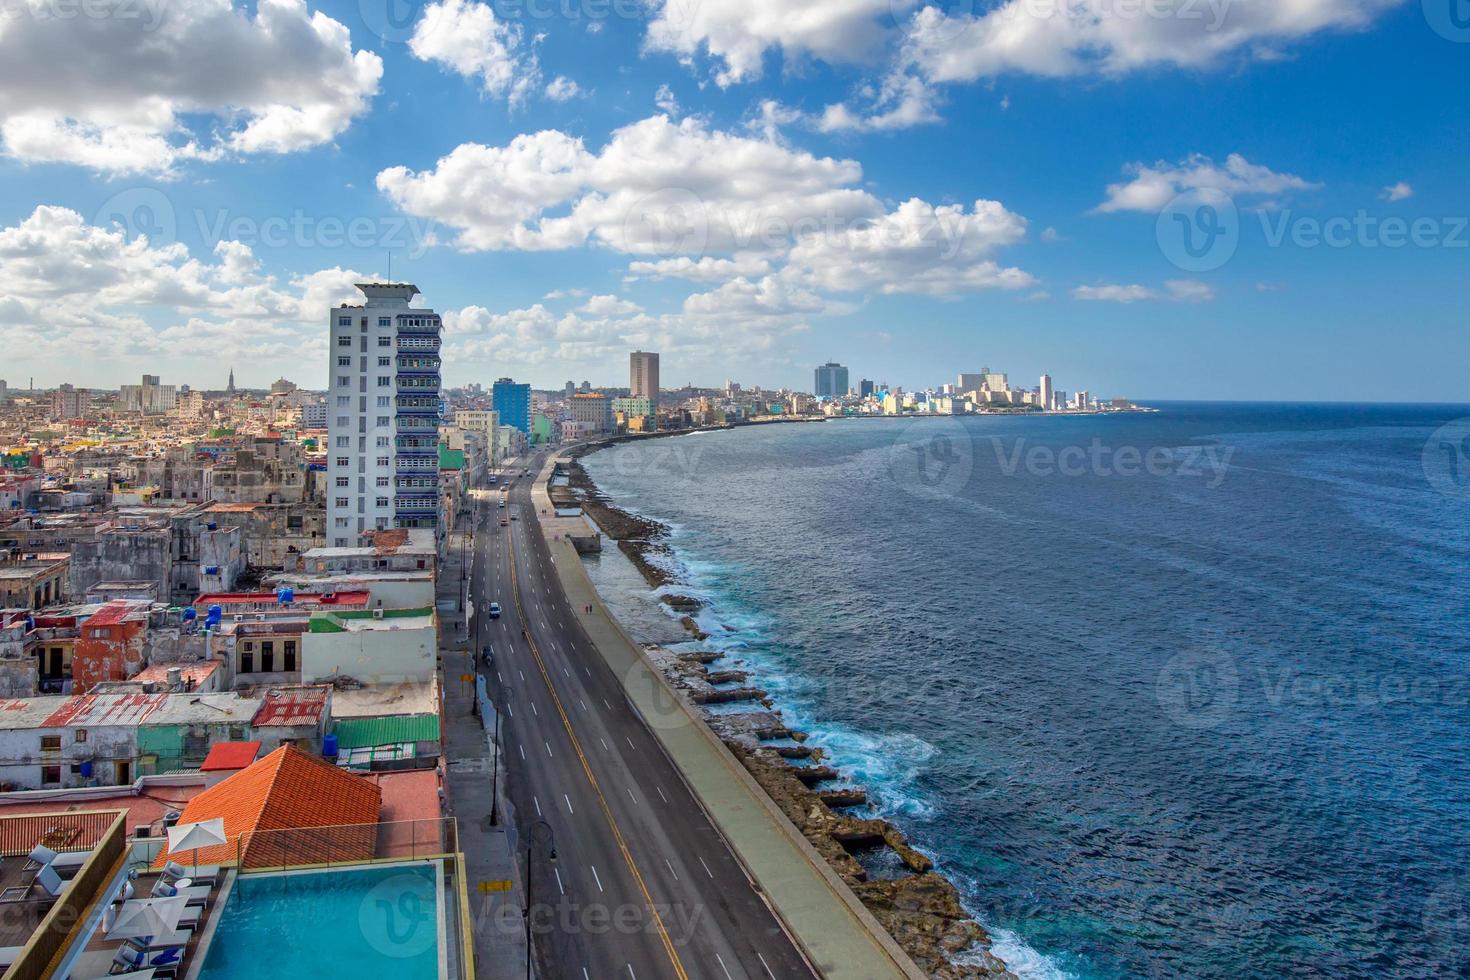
[197,864,441,979]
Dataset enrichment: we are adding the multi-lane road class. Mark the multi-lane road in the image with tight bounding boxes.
[468,452,818,980]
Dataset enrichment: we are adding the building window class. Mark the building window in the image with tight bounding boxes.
[376,456,389,467]
[260,641,274,673]
[338,316,351,326]
[240,648,253,673]
[284,640,297,671]
[378,336,392,347]
[336,456,350,467]
[379,317,391,327]
[41,765,60,786]
[378,357,391,367]
[335,477,349,487]
[376,477,389,487]
[75,729,86,743]
[335,496,349,507]
[377,436,390,447]
[377,396,391,407]
[338,356,351,367]
[376,496,389,507]
[335,517,350,527]
[338,335,352,347]
[378,376,391,387]
[40,735,61,752]
[336,437,349,447]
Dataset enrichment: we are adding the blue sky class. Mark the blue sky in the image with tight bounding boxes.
[0,0,1465,400]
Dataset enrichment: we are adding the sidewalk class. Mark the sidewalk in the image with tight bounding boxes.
[439,512,529,980]
[530,461,925,980]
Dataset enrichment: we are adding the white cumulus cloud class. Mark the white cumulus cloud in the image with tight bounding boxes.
[1096,153,1320,213]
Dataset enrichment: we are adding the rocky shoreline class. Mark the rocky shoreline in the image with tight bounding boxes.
[562,452,1015,979]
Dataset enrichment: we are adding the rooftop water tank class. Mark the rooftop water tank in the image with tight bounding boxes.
[323,734,339,759]
[205,604,223,626]
[79,760,94,778]
[182,607,197,622]
[277,587,295,604]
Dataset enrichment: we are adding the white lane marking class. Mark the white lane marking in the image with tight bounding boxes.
[563,667,570,678]
[496,671,504,684]
[757,953,774,977]
[664,858,678,881]
[582,969,590,980]
[599,738,609,751]
[554,867,565,896]
[626,967,636,979]
[627,787,637,805]
[506,704,514,718]
[602,699,612,710]
[578,698,587,711]
[564,794,575,815]
[715,953,733,980]
[545,741,554,758]
[585,667,591,677]
[518,744,525,761]
[519,670,525,681]
[656,786,668,804]
[533,796,541,817]
[699,856,713,879]
[590,865,603,893]
[625,737,635,751]
[530,701,538,717]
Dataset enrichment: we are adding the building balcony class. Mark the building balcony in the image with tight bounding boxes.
[394,496,438,513]
[395,476,439,491]
[395,436,437,452]
[396,455,438,472]
[396,357,441,372]
[396,417,439,432]
[396,319,441,334]
[396,337,440,352]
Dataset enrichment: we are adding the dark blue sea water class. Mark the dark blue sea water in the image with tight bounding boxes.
[581,403,1470,979]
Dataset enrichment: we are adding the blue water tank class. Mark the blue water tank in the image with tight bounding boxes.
[204,566,219,575]
[79,760,93,778]
[323,734,339,759]
[182,608,197,622]
[206,521,218,531]
[205,604,223,626]
[277,587,295,604]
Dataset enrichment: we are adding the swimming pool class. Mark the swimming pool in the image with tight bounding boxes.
[196,863,445,980]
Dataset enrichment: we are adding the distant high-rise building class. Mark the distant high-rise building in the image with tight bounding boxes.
[957,373,984,393]
[630,350,660,405]
[492,377,531,434]
[814,362,849,399]
[120,374,177,414]
[983,371,1009,393]
[301,398,328,429]
[227,368,236,394]
[1039,374,1054,412]
[569,392,614,433]
[328,282,442,547]
[0,380,9,404]
[564,381,576,398]
[50,384,89,420]
[858,379,874,398]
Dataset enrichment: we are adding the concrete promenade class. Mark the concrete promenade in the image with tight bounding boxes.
[531,457,924,980]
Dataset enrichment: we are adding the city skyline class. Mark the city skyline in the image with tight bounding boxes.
[0,3,1465,400]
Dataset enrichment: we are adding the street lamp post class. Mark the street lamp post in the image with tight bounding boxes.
[525,820,556,980]
[490,684,510,825]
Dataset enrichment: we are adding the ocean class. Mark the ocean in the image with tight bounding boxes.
[579,403,1470,979]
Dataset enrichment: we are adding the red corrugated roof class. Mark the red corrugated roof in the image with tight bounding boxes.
[251,686,330,728]
[85,600,144,628]
[200,741,262,772]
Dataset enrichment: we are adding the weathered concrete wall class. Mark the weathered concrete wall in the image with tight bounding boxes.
[69,529,171,599]
[73,617,146,693]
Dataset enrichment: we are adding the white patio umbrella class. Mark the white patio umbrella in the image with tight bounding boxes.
[106,896,187,941]
[166,817,227,875]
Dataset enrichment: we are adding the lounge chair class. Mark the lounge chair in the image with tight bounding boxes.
[35,864,70,898]
[110,942,184,976]
[149,880,209,906]
[22,844,57,873]
[121,929,192,951]
[51,850,90,874]
[162,862,219,885]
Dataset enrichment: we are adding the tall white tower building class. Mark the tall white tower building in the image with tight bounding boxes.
[327,283,442,547]
[630,350,660,405]
[1039,374,1054,412]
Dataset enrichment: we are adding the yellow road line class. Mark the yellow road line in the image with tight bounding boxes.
[508,526,691,980]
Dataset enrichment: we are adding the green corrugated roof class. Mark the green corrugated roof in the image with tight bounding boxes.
[439,445,465,470]
[331,714,440,749]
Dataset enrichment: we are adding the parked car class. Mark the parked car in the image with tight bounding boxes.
[488,603,501,619]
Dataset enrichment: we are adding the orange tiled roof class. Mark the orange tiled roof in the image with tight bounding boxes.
[159,745,380,868]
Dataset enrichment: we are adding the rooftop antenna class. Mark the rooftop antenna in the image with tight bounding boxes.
[387,251,393,282]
